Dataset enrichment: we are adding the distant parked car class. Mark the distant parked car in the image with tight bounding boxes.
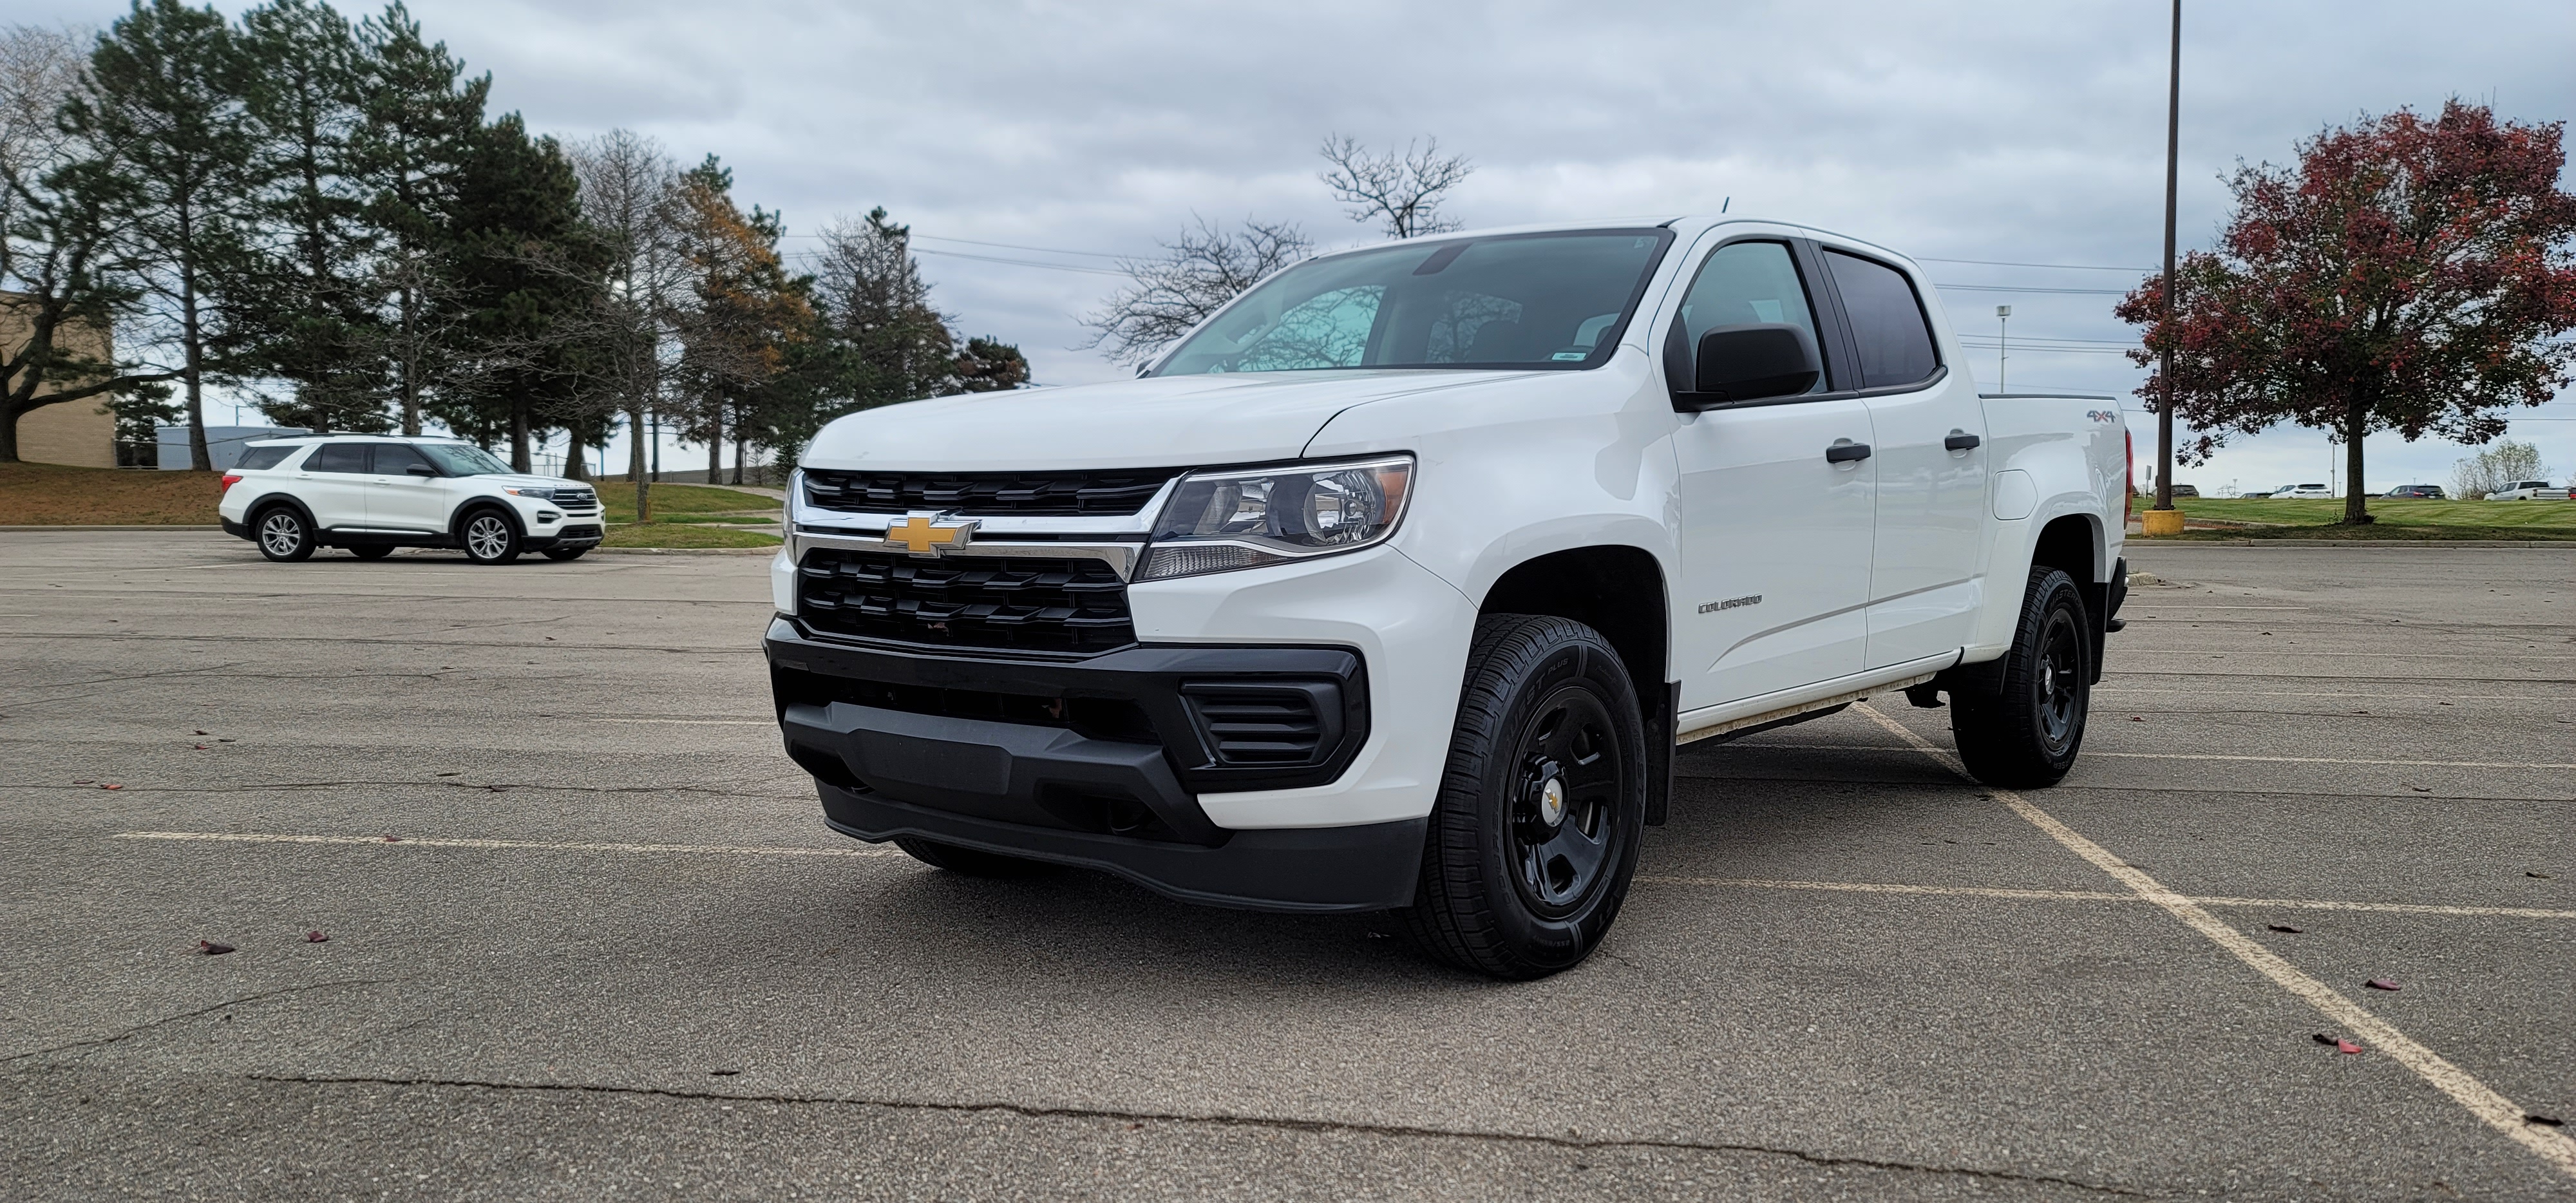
[2275,483,2334,499]
[2166,484,2199,498]
[2385,484,2446,498]
[216,435,606,564]
[2487,480,2570,500]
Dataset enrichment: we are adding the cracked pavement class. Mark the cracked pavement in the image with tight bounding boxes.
[2,531,2571,1200]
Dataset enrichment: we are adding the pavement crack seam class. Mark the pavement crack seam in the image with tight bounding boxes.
[240,1074,2143,1196]
[2,978,409,1066]
[1850,701,2576,1182]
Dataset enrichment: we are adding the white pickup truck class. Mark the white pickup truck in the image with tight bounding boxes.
[765,217,2130,978]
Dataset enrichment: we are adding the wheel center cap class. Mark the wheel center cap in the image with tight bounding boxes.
[1539,777,1566,828]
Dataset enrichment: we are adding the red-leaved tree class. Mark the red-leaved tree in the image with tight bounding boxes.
[2119,101,2576,524]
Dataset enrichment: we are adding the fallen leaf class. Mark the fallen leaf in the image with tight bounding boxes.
[194,744,209,750]
[2528,1114,2566,1128]
[2366,978,2401,991]
[193,730,209,736]
[2531,872,2556,880]
[198,940,234,955]
[436,772,461,777]
[710,1068,741,1077]
[73,779,92,784]
[2130,716,2145,723]
[2338,1039,2362,1054]
[2410,786,2429,792]
[383,835,401,842]
[2268,924,2303,934]
[217,738,235,743]
[100,783,122,790]
[305,931,328,943]
[2311,1033,2336,1046]
[484,784,506,792]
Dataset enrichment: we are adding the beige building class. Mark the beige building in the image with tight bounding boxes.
[2,294,117,468]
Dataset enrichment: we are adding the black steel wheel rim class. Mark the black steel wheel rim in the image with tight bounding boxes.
[1506,684,1624,918]
[2036,607,2083,753]
[260,513,300,555]
[466,516,510,560]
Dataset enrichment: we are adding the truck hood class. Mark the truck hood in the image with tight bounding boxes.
[802,370,1541,472]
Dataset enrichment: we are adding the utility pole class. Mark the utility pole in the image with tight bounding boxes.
[1995,305,2012,393]
[2153,0,2181,516]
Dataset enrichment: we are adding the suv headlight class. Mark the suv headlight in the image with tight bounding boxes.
[1138,455,1413,582]
[505,486,556,500]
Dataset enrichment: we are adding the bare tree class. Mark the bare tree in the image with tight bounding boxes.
[2449,439,2549,501]
[1079,217,1309,365]
[568,128,679,516]
[1318,134,1472,240]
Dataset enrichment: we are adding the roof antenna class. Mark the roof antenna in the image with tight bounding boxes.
[1721,196,1731,213]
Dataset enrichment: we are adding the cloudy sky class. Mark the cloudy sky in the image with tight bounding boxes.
[35,0,2576,489]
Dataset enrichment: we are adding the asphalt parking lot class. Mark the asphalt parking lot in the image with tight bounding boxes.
[3,531,2570,1200]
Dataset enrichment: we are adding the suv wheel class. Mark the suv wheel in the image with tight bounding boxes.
[459,509,521,565]
[1401,614,1646,980]
[1949,567,2091,788]
[254,506,316,562]
[893,837,1050,877]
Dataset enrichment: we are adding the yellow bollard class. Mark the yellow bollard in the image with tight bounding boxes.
[2140,508,2186,536]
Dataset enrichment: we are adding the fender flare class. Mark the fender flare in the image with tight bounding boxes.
[242,493,319,540]
[449,500,524,544]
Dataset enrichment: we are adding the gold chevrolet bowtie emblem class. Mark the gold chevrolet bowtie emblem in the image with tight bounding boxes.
[883,512,977,556]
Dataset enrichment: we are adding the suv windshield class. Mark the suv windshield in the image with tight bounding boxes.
[419,443,510,476]
[1153,229,1674,377]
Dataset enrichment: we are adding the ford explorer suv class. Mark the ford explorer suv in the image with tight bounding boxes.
[764,218,2130,978]
[218,435,605,564]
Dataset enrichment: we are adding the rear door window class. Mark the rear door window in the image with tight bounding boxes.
[1823,251,1940,389]
[308,443,370,473]
[234,446,296,471]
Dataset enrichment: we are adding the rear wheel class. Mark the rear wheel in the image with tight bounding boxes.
[540,546,589,562]
[893,837,1051,878]
[1950,567,2091,788]
[253,507,315,562]
[349,544,394,560]
[459,510,521,565]
[1400,614,1645,980]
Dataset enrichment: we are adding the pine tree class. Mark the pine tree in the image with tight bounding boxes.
[64,0,261,471]
[350,1,486,435]
[433,111,602,471]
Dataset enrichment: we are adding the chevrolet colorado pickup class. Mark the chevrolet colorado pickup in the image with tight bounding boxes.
[764,217,2129,978]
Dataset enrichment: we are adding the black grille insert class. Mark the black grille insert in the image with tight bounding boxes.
[802,468,1180,516]
[796,547,1133,653]
[1180,681,1342,767]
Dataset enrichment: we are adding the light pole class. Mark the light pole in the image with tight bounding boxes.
[2150,0,2182,526]
[1994,305,2012,393]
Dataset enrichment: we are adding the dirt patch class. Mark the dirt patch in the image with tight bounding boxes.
[0,462,223,525]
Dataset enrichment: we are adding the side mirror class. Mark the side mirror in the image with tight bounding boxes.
[406,463,439,477]
[1669,323,1822,410]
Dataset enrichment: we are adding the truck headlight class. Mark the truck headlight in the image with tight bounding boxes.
[1138,455,1413,582]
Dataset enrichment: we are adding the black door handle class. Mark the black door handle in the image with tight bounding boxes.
[1944,431,1982,451]
[1825,441,1871,464]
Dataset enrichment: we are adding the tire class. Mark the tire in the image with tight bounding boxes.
[459,509,522,565]
[540,547,589,562]
[349,544,395,560]
[1399,614,1647,980]
[252,506,316,562]
[893,837,1050,878]
[1949,567,2091,788]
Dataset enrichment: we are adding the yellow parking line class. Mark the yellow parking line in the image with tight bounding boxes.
[1850,703,2576,1180]
[1634,876,2576,920]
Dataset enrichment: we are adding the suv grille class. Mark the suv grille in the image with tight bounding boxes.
[553,487,599,511]
[795,547,1133,653]
[802,468,1179,516]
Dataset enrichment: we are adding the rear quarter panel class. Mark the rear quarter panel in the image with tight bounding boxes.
[1964,395,2126,656]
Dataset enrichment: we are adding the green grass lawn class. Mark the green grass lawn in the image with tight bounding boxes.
[590,480,779,523]
[601,522,780,549]
[2161,497,2576,539]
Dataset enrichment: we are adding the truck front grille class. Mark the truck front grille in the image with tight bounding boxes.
[795,547,1133,653]
[801,468,1180,517]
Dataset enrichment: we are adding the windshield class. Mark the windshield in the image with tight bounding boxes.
[1153,229,1674,376]
[420,443,510,476]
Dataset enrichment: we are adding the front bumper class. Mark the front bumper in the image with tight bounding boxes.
[767,617,1422,912]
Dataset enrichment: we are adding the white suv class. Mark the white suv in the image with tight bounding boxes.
[216,435,606,564]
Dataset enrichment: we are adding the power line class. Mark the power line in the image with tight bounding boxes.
[910,247,1128,276]
[1916,256,2153,272]
[1934,283,2132,296]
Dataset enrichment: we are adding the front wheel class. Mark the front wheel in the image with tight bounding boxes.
[253,507,315,562]
[459,510,521,565]
[1401,614,1646,980]
[1949,567,2091,788]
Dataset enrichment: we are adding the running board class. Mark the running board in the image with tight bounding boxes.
[1676,673,1938,746]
